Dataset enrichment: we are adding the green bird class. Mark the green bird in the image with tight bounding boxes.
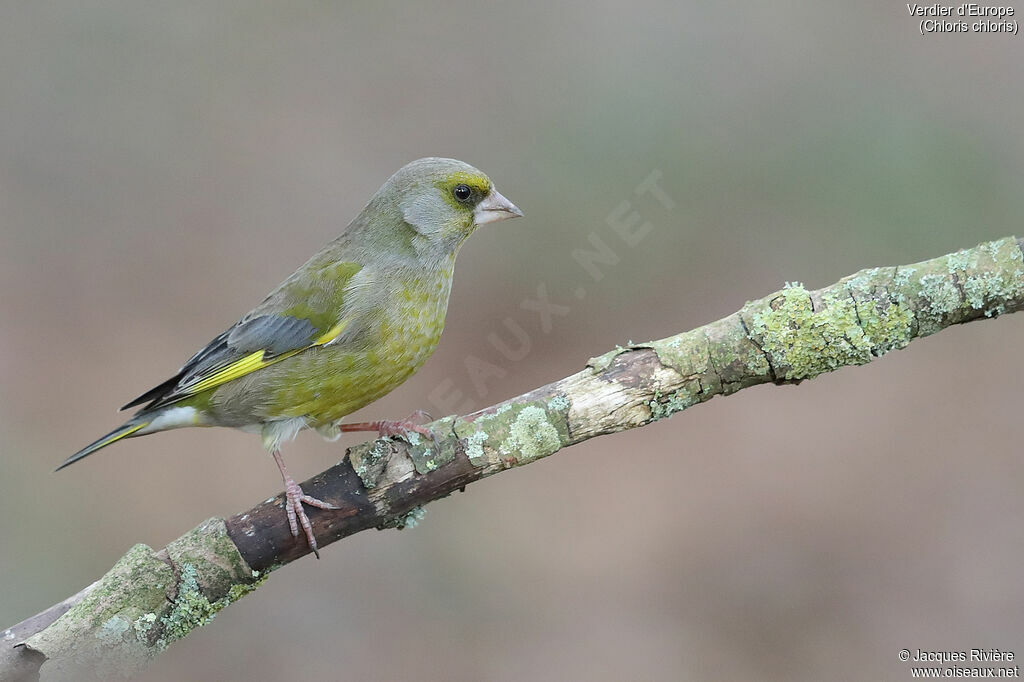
[61,158,522,556]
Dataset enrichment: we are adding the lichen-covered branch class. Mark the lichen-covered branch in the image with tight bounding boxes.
[1,520,265,681]
[4,236,1023,681]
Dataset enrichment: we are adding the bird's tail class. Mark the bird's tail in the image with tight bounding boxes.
[57,419,150,471]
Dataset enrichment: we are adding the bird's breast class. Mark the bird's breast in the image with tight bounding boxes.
[263,268,454,425]
[369,280,449,386]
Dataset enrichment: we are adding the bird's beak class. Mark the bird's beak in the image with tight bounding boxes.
[474,188,524,226]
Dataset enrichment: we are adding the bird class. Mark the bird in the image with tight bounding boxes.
[60,157,523,556]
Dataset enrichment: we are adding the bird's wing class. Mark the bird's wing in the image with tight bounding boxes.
[122,261,364,411]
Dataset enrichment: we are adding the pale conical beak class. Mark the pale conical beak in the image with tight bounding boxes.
[474,187,523,225]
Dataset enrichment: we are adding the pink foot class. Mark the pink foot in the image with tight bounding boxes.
[338,410,437,445]
[272,449,338,558]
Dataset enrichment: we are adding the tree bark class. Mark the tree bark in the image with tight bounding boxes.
[4,236,1023,680]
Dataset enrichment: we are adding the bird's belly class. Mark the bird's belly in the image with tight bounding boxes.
[267,299,447,425]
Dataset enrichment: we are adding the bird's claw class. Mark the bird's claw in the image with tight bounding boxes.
[283,476,338,559]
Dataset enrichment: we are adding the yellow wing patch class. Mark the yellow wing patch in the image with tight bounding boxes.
[185,350,290,394]
[181,318,349,397]
[313,320,348,346]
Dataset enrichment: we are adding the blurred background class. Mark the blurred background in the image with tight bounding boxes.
[2,2,1023,680]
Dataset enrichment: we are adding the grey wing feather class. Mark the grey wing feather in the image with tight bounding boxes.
[225,315,319,357]
[121,314,320,411]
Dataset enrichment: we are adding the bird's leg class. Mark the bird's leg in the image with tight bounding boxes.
[271,448,338,559]
[336,410,436,443]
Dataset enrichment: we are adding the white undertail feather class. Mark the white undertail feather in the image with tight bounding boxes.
[261,417,308,452]
[135,406,201,435]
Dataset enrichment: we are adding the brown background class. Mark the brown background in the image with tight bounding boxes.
[2,3,1023,680]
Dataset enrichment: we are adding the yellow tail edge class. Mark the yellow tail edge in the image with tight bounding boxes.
[56,421,149,472]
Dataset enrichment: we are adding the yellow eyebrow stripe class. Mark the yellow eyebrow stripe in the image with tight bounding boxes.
[181,318,349,397]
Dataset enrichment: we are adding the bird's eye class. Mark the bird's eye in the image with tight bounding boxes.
[453,184,473,203]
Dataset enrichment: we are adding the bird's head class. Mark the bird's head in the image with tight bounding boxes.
[374,158,523,254]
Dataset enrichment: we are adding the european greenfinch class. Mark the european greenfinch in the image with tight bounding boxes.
[61,158,523,555]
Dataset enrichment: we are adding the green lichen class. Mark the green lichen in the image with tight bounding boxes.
[463,429,489,465]
[747,284,913,381]
[349,438,393,488]
[857,297,915,356]
[647,388,696,421]
[455,400,570,468]
[498,405,562,461]
[226,579,261,602]
[152,519,266,650]
[381,505,427,530]
[955,238,1024,317]
[742,335,772,374]
[886,238,1024,333]
[402,506,426,528]
[893,266,915,289]
[26,527,263,678]
[157,564,266,650]
[405,415,456,474]
[636,330,707,376]
[165,519,255,593]
[946,249,971,274]
[548,395,570,411]
[158,564,222,647]
[964,272,1005,315]
[98,615,131,643]
[132,612,157,641]
[25,542,174,679]
[983,239,1004,258]
[917,273,963,335]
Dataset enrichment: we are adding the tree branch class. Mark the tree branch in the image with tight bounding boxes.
[5,236,1023,680]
